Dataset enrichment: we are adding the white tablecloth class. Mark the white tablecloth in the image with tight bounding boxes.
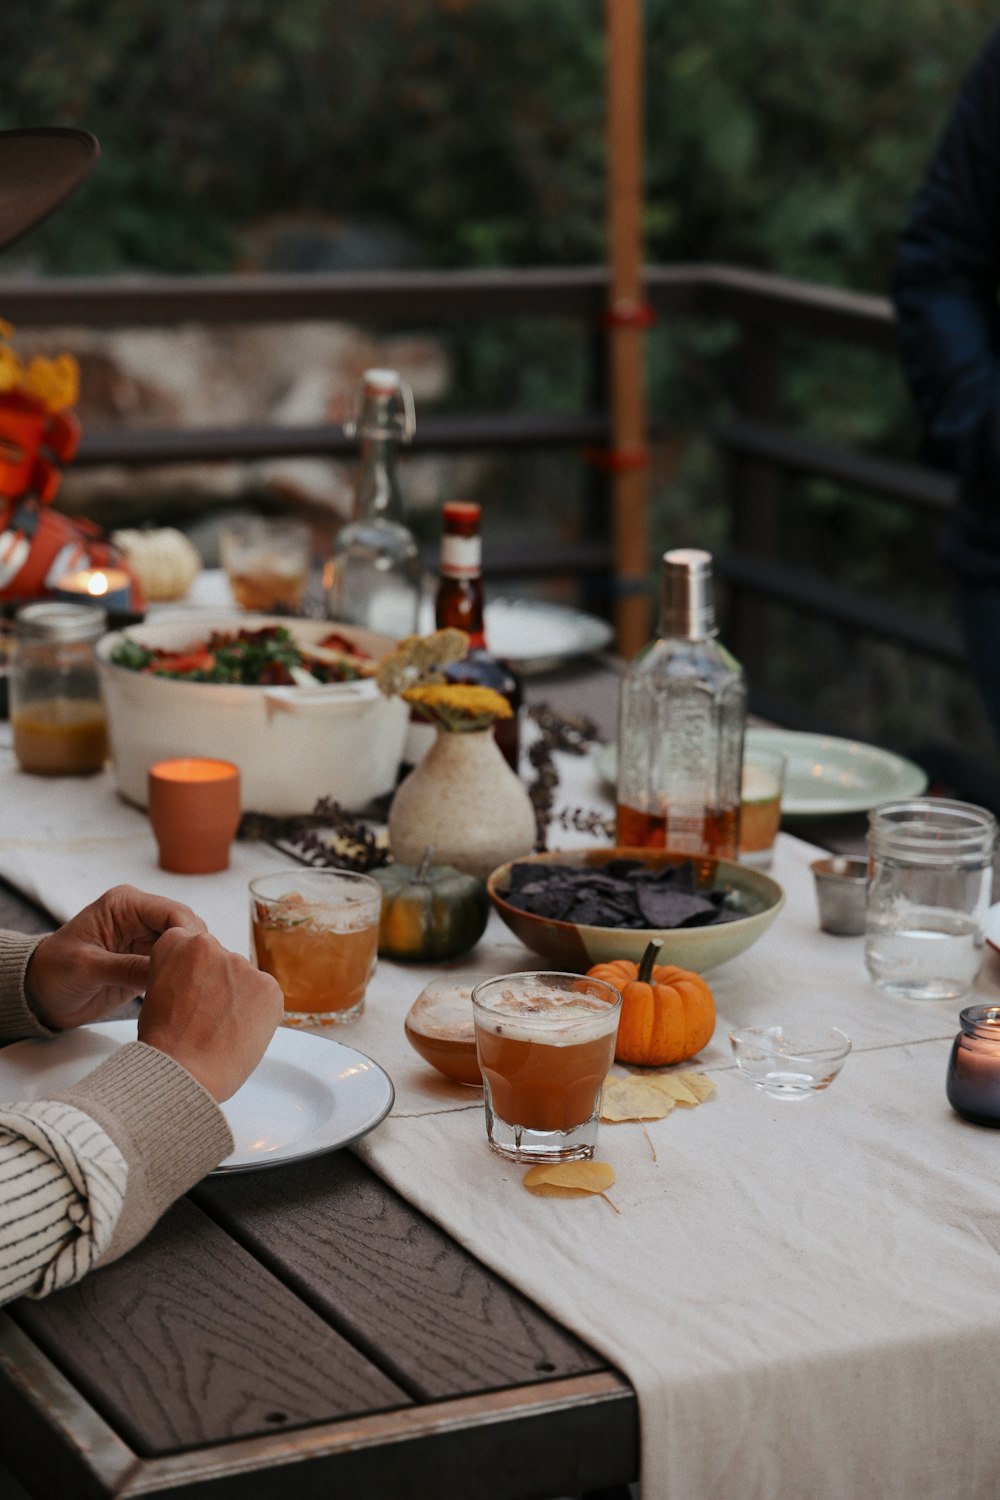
[2,738,1000,1500]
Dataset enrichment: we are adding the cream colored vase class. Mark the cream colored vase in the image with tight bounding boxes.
[388,727,537,882]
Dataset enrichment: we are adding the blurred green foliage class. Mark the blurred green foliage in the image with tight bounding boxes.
[1,0,995,285]
[2,0,998,759]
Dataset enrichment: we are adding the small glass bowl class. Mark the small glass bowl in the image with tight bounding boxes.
[729,1024,852,1101]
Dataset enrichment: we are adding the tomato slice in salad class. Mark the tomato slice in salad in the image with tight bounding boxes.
[150,649,216,675]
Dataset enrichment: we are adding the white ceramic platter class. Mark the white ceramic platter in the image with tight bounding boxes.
[0,1020,394,1173]
[172,573,614,676]
[744,728,928,817]
[595,728,928,818]
[419,597,613,673]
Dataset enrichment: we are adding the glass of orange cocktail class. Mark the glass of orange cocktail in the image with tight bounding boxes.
[220,516,311,613]
[739,747,787,869]
[249,869,381,1025]
[471,971,622,1163]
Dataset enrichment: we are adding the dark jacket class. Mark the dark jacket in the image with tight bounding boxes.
[892,24,1000,578]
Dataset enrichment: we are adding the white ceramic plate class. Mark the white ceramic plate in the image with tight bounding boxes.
[174,574,614,675]
[419,597,613,673]
[595,729,928,818]
[744,728,927,817]
[0,1020,394,1173]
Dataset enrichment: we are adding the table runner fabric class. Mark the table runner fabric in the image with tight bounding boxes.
[2,746,1000,1499]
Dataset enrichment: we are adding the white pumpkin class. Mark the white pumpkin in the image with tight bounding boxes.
[111,527,202,602]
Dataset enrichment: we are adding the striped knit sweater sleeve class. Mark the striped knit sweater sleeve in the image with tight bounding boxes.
[0,930,233,1304]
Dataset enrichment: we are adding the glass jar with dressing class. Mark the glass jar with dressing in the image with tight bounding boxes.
[10,602,108,775]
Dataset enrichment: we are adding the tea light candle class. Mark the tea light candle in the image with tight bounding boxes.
[946,1005,1000,1127]
[53,566,132,612]
[147,757,241,875]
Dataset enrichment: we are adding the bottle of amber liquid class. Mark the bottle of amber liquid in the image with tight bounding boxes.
[435,500,522,771]
[616,548,746,858]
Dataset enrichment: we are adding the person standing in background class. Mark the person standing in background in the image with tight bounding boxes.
[893,22,1000,751]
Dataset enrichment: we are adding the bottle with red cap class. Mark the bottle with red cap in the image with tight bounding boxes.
[435,500,522,771]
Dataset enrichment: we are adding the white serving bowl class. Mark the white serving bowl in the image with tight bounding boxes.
[96,612,408,816]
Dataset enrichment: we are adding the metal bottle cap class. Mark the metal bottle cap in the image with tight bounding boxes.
[659,548,716,639]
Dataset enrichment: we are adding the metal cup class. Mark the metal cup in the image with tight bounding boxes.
[810,855,868,936]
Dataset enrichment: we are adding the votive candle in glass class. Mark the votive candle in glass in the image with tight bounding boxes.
[53,566,133,613]
[946,1005,1000,1127]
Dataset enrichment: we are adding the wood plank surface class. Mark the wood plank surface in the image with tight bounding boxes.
[10,1196,409,1456]
[195,1153,607,1402]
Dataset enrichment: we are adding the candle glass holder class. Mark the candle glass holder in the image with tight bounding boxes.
[946,1005,1000,1127]
[53,566,134,613]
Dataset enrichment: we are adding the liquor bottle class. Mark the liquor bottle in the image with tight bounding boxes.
[435,500,522,771]
[326,368,421,639]
[616,548,746,859]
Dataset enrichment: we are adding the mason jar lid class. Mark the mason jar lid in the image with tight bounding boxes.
[867,797,997,865]
[15,601,107,643]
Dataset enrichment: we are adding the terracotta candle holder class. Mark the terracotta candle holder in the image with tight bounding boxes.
[148,757,241,874]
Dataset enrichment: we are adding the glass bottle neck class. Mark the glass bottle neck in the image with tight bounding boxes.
[354,433,403,522]
[657,606,718,644]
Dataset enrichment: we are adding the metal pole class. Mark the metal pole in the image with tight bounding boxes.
[605,0,652,658]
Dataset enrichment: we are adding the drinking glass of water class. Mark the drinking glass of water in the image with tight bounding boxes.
[865,798,997,1001]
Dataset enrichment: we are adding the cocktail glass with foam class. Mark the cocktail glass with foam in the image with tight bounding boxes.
[471,971,622,1163]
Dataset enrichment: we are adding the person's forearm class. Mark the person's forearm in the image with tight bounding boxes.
[0,930,51,1043]
[0,1100,126,1304]
[0,1046,233,1305]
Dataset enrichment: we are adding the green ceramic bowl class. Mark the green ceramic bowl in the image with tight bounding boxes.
[486,846,785,973]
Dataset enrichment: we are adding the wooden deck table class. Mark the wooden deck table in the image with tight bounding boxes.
[0,658,647,1500]
[0,652,963,1500]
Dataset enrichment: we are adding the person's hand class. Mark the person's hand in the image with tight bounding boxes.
[24,885,209,1031]
[136,927,283,1101]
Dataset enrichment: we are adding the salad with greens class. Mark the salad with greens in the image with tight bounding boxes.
[109,625,376,687]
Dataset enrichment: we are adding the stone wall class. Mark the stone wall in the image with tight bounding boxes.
[18,318,486,542]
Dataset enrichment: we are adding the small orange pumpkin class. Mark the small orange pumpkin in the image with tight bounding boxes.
[588,941,715,1066]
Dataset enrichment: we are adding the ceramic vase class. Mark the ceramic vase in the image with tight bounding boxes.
[388,727,537,882]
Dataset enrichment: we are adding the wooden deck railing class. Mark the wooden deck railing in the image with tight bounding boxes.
[0,263,956,728]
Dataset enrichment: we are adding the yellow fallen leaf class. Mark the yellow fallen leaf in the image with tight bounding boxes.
[523,1161,615,1194]
[601,1076,675,1122]
[677,1070,716,1103]
[523,1161,620,1210]
[649,1071,716,1107]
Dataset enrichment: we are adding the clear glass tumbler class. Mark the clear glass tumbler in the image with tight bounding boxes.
[865,798,997,1001]
[249,868,382,1025]
[471,971,622,1163]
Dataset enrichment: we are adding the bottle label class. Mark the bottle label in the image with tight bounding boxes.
[441,534,481,578]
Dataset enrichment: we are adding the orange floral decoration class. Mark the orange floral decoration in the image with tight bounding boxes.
[0,321,144,610]
[0,319,82,503]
